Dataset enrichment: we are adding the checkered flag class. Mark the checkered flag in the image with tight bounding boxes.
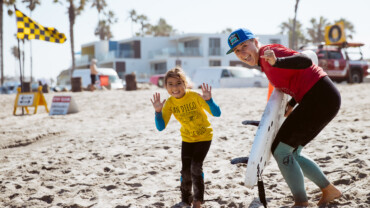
[15,8,66,44]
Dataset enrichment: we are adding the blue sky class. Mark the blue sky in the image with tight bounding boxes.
[3,0,370,82]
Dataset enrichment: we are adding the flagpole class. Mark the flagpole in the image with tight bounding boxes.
[17,38,24,115]
[17,38,22,91]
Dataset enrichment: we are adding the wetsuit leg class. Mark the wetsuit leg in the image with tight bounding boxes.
[273,142,308,203]
[191,140,212,203]
[181,142,194,204]
[293,146,330,189]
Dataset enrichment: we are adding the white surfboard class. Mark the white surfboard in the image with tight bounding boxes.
[244,89,288,188]
[301,50,319,65]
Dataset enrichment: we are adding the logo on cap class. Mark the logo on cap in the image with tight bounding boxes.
[229,33,240,46]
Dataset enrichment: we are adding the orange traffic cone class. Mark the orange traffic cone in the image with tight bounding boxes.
[267,82,274,101]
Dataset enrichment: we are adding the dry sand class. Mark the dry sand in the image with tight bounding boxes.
[0,83,369,208]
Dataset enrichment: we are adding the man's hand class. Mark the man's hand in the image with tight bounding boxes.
[260,47,277,66]
[150,92,166,113]
[201,83,212,101]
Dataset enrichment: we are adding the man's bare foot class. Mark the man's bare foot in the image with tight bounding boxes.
[318,184,342,206]
[192,200,201,208]
[292,201,308,207]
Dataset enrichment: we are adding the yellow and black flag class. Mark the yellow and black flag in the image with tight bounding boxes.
[15,8,66,44]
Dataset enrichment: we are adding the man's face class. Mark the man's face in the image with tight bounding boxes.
[233,39,259,66]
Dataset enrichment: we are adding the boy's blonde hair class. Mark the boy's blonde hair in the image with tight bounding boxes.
[164,66,188,87]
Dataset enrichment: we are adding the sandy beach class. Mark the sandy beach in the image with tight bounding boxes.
[0,83,369,208]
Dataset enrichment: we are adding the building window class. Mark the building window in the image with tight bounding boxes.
[175,59,181,66]
[183,39,200,56]
[116,62,126,79]
[209,60,221,66]
[153,62,167,74]
[209,38,221,56]
[269,39,281,44]
[118,41,141,58]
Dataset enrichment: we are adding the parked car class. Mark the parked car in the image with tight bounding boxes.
[191,66,268,88]
[72,68,124,90]
[150,74,165,87]
[302,43,369,83]
[0,81,20,94]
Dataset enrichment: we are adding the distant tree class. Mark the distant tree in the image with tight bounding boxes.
[149,18,174,36]
[11,45,20,59]
[1,0,17,86]
[334,18,355,40]
[53,0,88,76]
[136,14,151,37]
[127,9,137,37]
[307,16,330,44]
[291,0,300,50]
[95,11,117,40]
[280,18,307,49]
[91,0,117,40]
[221,28,233,34]
[90,0,105,17]
[22,0,40,11]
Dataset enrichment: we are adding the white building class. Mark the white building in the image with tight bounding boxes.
[73,33,288,82]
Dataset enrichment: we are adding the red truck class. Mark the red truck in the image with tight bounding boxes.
[315,42,369,83]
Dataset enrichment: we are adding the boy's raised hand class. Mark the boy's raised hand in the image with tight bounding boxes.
[201,83,212,101]
[151,92,166,112]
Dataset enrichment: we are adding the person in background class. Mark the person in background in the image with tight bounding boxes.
[90,59,99,91]
[226,28,342,207]
[150,67,221,208]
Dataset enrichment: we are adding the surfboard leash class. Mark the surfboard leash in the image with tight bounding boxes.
[257,166,267,208]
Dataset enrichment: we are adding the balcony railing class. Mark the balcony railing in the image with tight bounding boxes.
[149,47,202,59]
[75,54,92,66]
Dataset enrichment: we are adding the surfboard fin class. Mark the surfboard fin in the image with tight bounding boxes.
[230,157,249,165]
[258,178,267,208]
[241,120,260,126]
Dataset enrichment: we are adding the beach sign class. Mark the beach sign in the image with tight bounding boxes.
[13,86,49,115]
[49,96,78,115]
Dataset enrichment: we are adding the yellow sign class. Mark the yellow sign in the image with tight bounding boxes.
[13,86,49,115]
[325,21,346,45]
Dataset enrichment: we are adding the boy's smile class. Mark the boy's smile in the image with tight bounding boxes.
[166,77,186,99]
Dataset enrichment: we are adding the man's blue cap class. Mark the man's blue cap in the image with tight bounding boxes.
[226,28,255,54]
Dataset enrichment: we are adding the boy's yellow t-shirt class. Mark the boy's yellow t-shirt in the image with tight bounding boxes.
[162,90,213,143]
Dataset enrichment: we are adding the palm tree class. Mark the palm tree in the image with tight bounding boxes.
[334,18,355,40]
[221,28,233,34]
[0,0,17,86]
[127,9,137,37]
[53,0,87,78]
[10,45,20,76]
[91,0,117,40]
[136,14,151,37]
[307,16,330,44]
[280,18,307,49]
[291,0,300,50]
[90,0,105,18]
[94,11,117,40]
[22,0,40,82]
[150,18,173,37]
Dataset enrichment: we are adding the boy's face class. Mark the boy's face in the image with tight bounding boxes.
[166,76,186,99]
[234,39,259,66]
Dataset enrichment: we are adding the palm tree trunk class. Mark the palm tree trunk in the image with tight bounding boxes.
[68,0,75,79]
[0,0,4,86]
[292,0,300,50]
